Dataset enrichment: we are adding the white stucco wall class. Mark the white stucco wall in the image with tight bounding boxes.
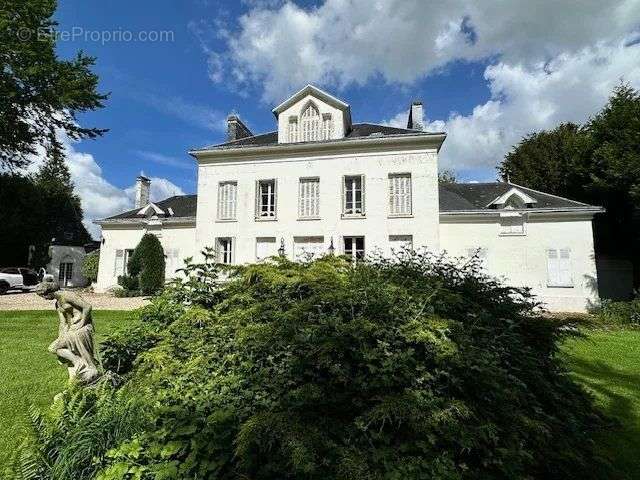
[195,147,440,263]
[439,213,599,312]
[96,223,196,291]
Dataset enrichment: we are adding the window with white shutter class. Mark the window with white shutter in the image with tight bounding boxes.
[256,237,277,261]
[256,179,277,219]
[301,103,321,142]
[165,248,180,275]
[298,177,320,218]
[547,248,573,287]
[288,117,298,143]
[389,173,412,216]
[114,249,125,277]
[216,238,234,264]
[217,181,237,220]
[294,236,325,260]
[343,175,365,216]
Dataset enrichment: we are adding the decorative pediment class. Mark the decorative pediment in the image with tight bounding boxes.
[272,84,352,143]
[487,187,537,209]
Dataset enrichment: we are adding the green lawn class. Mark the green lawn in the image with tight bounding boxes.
[0,310,136,472]
[562,329,640,479]
[1,311,639,478]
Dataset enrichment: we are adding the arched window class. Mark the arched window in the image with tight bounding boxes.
[300,102,320,142]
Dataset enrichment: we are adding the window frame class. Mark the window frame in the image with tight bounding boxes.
[216,237,235,265]
[342,174,366,218]
[255,179,278,221]
[343,236,365,260]
[388,172,413,217]
[546,247,573,288]
[217,181,238,222]
[298,176,321,220]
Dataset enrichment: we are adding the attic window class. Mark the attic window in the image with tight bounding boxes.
[322,113,332,140]
[288,116,298,142]
[487,187,537,209]
[301,103,320,142]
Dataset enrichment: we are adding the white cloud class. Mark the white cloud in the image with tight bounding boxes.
[27,136,185,239]
[212,0,640,103]
[384,39,640,174]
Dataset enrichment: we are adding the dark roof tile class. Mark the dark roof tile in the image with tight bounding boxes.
[105,194,197,220]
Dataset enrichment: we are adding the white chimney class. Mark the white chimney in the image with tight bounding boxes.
[407,101,424,131]
[135,175,151,208]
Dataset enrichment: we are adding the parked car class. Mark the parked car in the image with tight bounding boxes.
[0,267,40,294]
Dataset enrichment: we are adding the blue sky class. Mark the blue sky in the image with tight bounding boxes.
[47,0,640,237]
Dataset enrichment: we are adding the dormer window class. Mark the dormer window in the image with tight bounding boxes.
[322,113,333,140]
[487,187,537,210]
[301,102,320,142]
[288,116,298,143]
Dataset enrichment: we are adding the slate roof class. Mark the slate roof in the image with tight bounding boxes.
[100,183,598,223]
[103,195,198,220]
[192,123,435,151]
[439,183,598,212]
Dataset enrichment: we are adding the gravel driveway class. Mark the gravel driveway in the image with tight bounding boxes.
[0,291,150,310]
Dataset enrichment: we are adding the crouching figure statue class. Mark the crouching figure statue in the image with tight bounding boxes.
[35,280,100,385]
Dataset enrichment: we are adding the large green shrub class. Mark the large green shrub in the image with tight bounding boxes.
[593,298,640,326]
[117,234,166,295]
[14,253,608,479]
[81,250,100,283]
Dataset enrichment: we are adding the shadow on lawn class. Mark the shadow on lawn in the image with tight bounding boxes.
[567,355,640,479]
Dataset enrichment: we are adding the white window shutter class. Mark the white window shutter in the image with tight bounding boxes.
[547,249,559,285]
[559,248,572,286]
[341,176,346,214]
[360,175,366,214]
[114,249,124,277]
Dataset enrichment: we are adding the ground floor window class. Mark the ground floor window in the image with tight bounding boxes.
[58,262,73,286]
[216,237,234,264]
[389,235,413,252]
[343,236,365,260]
[294,236,325,261]
[165,249,180,275]
[256,237,277,261]
[547,248,572,287]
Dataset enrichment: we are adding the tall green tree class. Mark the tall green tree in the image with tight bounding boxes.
[499,83,640,287]
[0,0,107,169]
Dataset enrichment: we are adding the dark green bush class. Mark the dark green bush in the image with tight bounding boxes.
[117,234,166,296]
[116,274,139,293]
[82,250,100,283]
[16,252,608,479]
[593,298,640,326]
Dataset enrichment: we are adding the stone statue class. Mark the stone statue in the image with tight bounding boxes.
[35,280,100,385]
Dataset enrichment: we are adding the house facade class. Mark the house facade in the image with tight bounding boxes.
[95,85,602,312]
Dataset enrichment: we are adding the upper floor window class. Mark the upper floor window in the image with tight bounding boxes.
[217,181,237,220]
[301,103,320,142]
[343,175,365,216]
[288,117,298,143]
[299,177,320,218]
[389,173,412,216]
[256,179,277,219]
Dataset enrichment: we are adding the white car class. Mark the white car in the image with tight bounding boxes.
[0,267,40,295]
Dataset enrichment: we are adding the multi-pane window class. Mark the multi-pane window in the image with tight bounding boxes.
[389,173,412,216]
[216,238,234,264]
[299,177,320,218]
[114,249,135,277]
[58,262,73,286]
[288,117,298,142]
[256,179,277,219]
[343,175,365,216]
[217,181,237,220]
[499,215,525,235]
[343,236,365,260]
[301,103,320,142]
[256,237,277,261]
[547,248,572,287]
[294,236,325,261]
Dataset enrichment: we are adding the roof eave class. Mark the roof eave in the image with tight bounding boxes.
[439,206,604,216]
[94,216,197,226]
[190,132,447,160]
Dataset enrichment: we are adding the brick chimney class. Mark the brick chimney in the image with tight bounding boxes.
[226,114,253,142]
[135,175,151,208]
[407,101,424,131]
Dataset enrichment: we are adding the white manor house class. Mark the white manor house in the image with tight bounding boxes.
[95,85,603,312]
